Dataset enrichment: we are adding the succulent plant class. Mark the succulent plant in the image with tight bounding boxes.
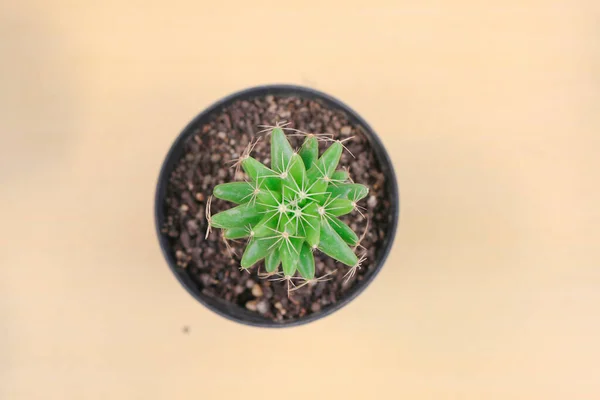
[207,126,368,282]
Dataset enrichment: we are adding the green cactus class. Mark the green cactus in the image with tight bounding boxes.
[208,126,368,281]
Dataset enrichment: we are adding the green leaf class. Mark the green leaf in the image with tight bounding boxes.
[278,212,296,236]
[253,211,279,237]
[306,141,343,194]
[211,203,263,229]
[297,242,315,280]
[331,170,349,182]
[325,199,354,216]
[299,136,318,169]
[241,237,278,269]
[301,203,320,247]
[265,248,281,273]
[242,157,280,191]
[224,227,250,240]
[281,237,303,276]
[213,182,254,204]
[326,183,369,202]
[327,217,359,246]
[271,127,295,174]
[255,188,282,207]
[318,219,358,267]
[284,154,307,193]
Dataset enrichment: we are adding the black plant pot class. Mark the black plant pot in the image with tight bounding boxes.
[155,84,399,327]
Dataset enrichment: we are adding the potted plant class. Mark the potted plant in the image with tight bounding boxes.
[155,85,398,327]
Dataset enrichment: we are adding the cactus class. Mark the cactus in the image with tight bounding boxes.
[208,126,368,282]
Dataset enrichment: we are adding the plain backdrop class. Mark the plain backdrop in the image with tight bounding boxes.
[1,1,599,399]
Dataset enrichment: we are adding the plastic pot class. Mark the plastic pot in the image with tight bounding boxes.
[154,84,399,327]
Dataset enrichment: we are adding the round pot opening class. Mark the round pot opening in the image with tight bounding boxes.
[155,84,399,327]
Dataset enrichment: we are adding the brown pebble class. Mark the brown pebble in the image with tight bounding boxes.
[179,204,189,213]
[217,131,227,140]
[210,154,221,162]
[274,302,286,315]
[234,285,244,295]
[341,126,352,135]
[186,220,198,234]
[191,248,202,264]
[252,284,263,297]
[180,231,192,249]
[195,192,205,202]
[246,279,256,289]
[234,170,245,180]
[367,195,377,208]
[200,273,212,286]
[311,303,321,312]
[257,301,269,314]
[245,300,258,311]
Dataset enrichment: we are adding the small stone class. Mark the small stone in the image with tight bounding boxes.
[180,231,192,249]
[191,248,202,263]
[234,285,244,295]
[340,126,352,135]
[186,220,198,234]
[245,300,258,311]
[217,131,227,140]
[179,204,189,213]
[195,192,205,202]
[202,175,212,189]
[200,273,212,286]
[252,284,263,297]
[210,154,221,162]
[274,302,286,315]
[230,139,236,145]
[246,279,256,289]
[367,195,377,208]
[256,301,269,314]
[217,169,227,179]
[263,285,273,298]
[234,170,245,180]
[311,303,322,312]
[265,95,274,103]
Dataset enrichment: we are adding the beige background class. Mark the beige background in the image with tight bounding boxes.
[1,0,599,399]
